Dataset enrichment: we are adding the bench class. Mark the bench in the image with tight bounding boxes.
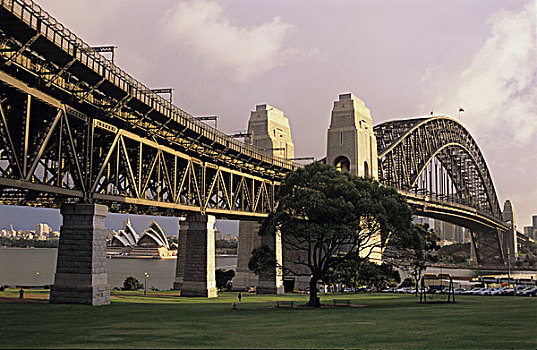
[332,299,351,306]
[276,300,294,308]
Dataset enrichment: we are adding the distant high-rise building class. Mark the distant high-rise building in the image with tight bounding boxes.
[223,233,237,241]
[433,219,469,244]
[524,226,534,239]
[35,223,52,236]
[413,216,431,227]
[524,215,537,239]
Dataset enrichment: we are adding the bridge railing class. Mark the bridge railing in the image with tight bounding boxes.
[0,0,298,172]
[400,190,508,230]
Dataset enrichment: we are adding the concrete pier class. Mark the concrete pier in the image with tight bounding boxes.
[257,229,284,294]
[179,215,218,298]
[50,204,110,306]
[232,221,261,291]
[173,218,187,291]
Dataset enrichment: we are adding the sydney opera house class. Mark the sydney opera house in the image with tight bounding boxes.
[108,219,177,259]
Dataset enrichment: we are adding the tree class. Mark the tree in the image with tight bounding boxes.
[248,244,275,276]
[437,242,471,265]
[122,276,143,291]
[215,269,235,291]
[399,277,416,288]
[354,261,400,291]
[393,223,440,293]
[253,162,413,306]
[324,259,400,291]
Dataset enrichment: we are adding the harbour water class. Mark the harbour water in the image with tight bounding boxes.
[2,248,534,290]
[0,248,237,290]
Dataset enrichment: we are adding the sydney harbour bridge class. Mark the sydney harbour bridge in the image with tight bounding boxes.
[0,0,515,305]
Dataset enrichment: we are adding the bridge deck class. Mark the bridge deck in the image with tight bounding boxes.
[0,0,296,179]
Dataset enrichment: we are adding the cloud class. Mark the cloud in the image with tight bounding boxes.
[422,1,537,145]
[160,0,314,81]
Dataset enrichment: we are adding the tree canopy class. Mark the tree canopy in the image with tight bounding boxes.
[392,223,440,292]
[122,276,143,291]
[323,258,400,291]
[215,269,235,291]
[253,162,413,306]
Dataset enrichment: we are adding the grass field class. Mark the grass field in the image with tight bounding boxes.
[0,289,535,349]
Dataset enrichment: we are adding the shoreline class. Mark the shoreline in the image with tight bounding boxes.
[0,247,57,250]
[106,253,237,259]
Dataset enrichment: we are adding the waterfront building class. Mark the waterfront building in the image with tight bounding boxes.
[108,220,176,259]
[110,219,139,247]
[223,233,237,241]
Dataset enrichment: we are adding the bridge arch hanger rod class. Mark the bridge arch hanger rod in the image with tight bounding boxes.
[378,115,467,158]
[410,142,492,208]
[410,142,472,188]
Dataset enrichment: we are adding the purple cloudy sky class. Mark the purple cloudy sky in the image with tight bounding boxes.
[5,0,535,232]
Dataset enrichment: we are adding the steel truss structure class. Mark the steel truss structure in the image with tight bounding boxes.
[374,117,501,217]
[0,0,287,218]
[0,72,275,218]
[0,0,511,263]
[375,117,509,264]
[0,0,295,178]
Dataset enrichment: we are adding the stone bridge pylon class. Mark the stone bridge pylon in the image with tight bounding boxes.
[232,104,293,293]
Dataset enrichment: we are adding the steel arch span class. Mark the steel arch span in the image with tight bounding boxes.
[374,116,509,264]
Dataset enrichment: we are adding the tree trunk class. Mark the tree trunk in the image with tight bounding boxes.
[308,276,320,307]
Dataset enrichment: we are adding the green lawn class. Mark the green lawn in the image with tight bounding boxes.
[0,289,535,349]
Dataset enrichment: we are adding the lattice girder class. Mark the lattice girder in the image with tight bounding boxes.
[0,72,277,218]
[374,116,501,218]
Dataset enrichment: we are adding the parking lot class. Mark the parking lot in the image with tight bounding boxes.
[378,285,537,296]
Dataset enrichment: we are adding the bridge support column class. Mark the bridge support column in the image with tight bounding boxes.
[179,214,217,298]
[469,231,479,267]
[502,200,517,262]
[232,221,261,291]
[257,228,284,294]
[469,229,506,267]
[50,204,109,306]
[173,218,187,291]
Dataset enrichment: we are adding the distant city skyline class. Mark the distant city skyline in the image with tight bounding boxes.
[0,205,239,237]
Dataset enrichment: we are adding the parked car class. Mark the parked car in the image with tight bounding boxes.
[521,287,537,297]
[469,288,486,295]
[481,287,501,295]
[426,286,444,294]
[453,288,465,295]
[460,288,476,295]
[490,287,507,296]
[516,286,533,295]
